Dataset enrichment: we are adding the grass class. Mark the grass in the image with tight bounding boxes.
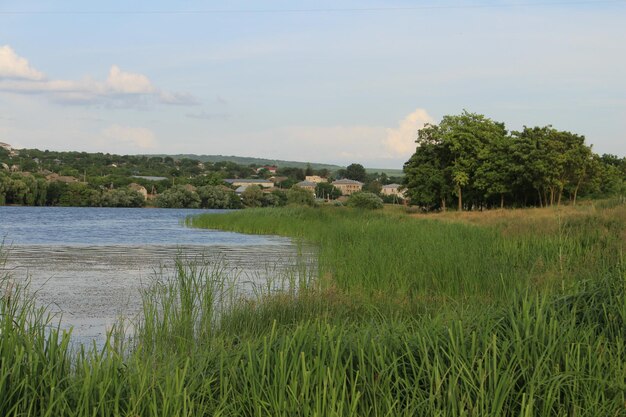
[1,203,625,415]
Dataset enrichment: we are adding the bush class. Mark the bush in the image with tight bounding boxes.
[101,188,145,207]
[346,192,383,209]
[241,185,263,207]
[156,186,200,208]
[287,186,315,207]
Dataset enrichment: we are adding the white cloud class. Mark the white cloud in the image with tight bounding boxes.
[383,108,434,157]
[0,46,197,107]
[106,65,155,94]
[0,45,45,80]
[101,125,156,150]
[209,109,434,168]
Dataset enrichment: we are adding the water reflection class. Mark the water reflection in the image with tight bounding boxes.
[5,244,314,345]
[0,207,315,345]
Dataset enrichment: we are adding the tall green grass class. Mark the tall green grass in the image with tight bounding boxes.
[3,258,624,416]
[187,207,624,305]
[1,205,625,415]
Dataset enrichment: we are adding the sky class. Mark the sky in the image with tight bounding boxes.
[0,0,625,169]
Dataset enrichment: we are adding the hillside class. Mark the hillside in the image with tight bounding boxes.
[151,154,405,177]
[148,154,344,172]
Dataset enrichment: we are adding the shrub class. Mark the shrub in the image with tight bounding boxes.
[287,185,315,206]
[346,192,383,209]
[156,185,200,208]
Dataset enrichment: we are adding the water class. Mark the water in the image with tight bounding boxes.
[0,206,311,343]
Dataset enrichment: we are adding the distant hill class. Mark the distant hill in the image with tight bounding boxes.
[151,154,404,177]
[149,154,343,172]
[365,167,404,177]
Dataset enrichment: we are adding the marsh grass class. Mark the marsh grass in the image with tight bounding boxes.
[188,205,624,307]
[1,204,625,415]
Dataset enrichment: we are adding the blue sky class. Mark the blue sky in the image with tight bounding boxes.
[1,0,625,168]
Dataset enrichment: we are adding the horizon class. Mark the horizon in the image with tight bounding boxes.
[1,1,625,169]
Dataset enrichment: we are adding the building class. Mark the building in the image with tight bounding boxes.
[332,179,363,196]
[295,180,317,194]
[255,165,278,174]
[381,183,406,198]
[132,175,168,182]
[305,175,327,183]
[224,179,274,188]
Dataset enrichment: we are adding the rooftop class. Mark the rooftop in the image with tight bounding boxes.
[224,179,273,184]
[332,179,364,185]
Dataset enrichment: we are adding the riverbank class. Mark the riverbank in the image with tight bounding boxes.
[1,204,625,415]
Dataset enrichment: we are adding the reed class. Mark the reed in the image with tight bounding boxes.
[0,204,625,415]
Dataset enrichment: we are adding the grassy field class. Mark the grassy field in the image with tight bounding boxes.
[1,202,625,416]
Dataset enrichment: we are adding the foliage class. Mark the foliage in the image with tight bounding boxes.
[287,185,316,206]
[59,183,100,207]
[155,185,200,208]
[404,111,620,210]
[346,191,384,209]
[315,182,342,200]
[3,205,626,415]
[362,179,382,195]
[100,188,145,208]
[241,185,263,207]
[342,163,367,182]
[270,189,288,206]
[196,185,236,209]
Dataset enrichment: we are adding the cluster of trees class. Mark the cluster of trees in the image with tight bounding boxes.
[0,172,145,207]
[154,185,318,209]
[0,148,256,180]
[404,111,626,210]
[1,143,408,208]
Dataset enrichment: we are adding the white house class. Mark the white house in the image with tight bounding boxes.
[331,179,363,196]
[381,183,406,197]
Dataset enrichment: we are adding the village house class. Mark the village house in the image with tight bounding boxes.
[381,183,406,198]
[331,179,363,196]
[305,175,327,183]
[224,179,274,189]
[255,165,278,174]
[295,180,317,194]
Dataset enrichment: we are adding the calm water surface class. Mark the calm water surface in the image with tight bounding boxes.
[0,206,310,344]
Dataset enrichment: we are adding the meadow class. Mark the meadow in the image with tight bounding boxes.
[1,202,625,416]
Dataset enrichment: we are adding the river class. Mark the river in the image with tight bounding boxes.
[0,206,311,344]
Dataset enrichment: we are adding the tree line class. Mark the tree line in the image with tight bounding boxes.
[1,143,404,208]
[403,111,626,211]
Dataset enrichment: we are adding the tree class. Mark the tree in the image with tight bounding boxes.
[155,186,200,208]
[305,163,314,176]
[346,192,384,209]
[270,189,288,206]
[287,185,315,206]
[474,135,514,208]
[403,123,452,210]
[100,189,145,207]
[315,182,342,200]
[241,185,263,207]
[437,111,507,210]
[197,185,233,209]
[344,163,367,182]
[363,180,382,195]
